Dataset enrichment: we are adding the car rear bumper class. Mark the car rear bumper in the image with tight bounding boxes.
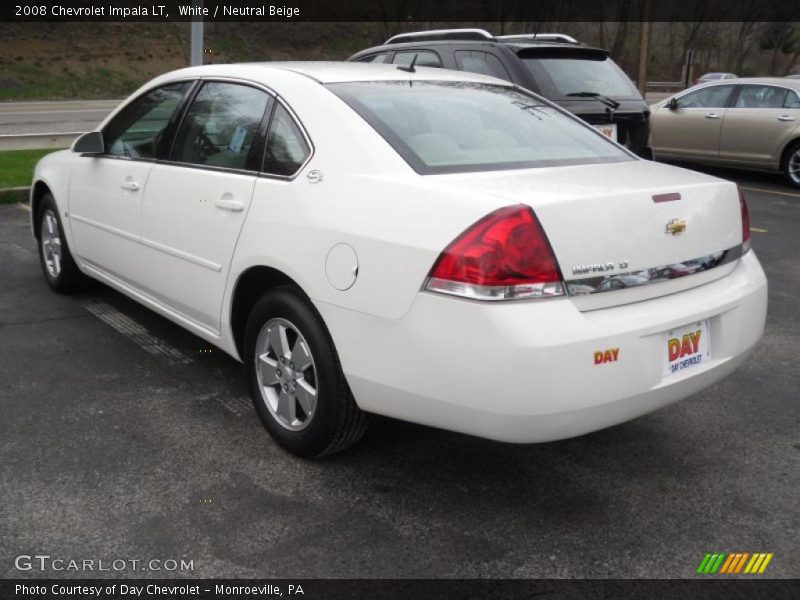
[317,251,767,443]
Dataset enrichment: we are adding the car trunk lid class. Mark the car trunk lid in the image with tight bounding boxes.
[435,160,745,310]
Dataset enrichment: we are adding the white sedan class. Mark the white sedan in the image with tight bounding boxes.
[31,62,767,457]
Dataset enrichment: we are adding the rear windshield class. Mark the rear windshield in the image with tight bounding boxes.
[327,81,632,174]
[522,56,640,100]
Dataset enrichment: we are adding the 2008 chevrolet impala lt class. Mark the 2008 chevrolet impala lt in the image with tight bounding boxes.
[31,62,767,457]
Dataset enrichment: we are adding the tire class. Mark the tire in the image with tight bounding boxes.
[243,286,368,458]
[782,140,800,189]
[36,193,91,293]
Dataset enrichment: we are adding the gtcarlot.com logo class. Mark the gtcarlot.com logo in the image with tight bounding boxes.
[14,554,194,572]
[696,552,773,575]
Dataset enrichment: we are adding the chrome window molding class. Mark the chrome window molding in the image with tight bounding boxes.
[82,75,315,182]
[671,81,799,106]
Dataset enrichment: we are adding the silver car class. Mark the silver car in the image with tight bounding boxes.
[694,72,738,85]
[650,77,800,187]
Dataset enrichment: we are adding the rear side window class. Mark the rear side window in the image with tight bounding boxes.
[455,51,511,82]
[104,82,190,159]
[173,81,270,171]
[678,85,734,109]
[354,53,390,64]
[734,85,787,109]
[392,51,442,68]
[785,89,800,109]
[263,104,310,176]
[329,81,632,175]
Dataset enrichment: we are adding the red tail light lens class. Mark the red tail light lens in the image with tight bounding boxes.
[425,205,565,300]
[739,187,751,251]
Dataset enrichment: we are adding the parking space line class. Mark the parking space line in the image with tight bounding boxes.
[750,227,768,233]
[16,202,31,212]
[85,301,193,365]
[740,186,800,199]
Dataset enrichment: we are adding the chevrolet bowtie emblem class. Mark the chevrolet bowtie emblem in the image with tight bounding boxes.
[666,218,687,235]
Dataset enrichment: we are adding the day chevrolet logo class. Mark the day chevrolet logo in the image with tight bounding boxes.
[696,552,774,575]
[665,218,687,235]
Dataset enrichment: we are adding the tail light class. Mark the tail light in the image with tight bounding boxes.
[738,187,751,252]
[425,205,565,301]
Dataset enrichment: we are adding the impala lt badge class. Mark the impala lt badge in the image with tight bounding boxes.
[666,218,687,235]
[572,260,630,276]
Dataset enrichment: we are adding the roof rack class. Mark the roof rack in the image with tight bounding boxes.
[385,29,494,45]
[495,33,579,44]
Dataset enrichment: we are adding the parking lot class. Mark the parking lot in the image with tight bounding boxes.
[1,164,798,579]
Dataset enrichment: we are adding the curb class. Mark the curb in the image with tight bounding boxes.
[0,186,30,204]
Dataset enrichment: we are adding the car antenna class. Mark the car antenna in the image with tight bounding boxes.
[397,53,418,73]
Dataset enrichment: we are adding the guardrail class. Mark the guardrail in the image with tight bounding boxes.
[646,81,686,89]
[0,131,84,151]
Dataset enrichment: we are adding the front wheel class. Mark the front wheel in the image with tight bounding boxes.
[36,193,91,293]
[244,287,368,457]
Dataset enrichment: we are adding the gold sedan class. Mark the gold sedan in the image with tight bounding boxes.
[650,77,800,187]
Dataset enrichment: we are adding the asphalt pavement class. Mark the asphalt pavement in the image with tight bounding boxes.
[0,166,798,579]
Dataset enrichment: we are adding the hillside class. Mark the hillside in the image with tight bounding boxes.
[0,21,796,101]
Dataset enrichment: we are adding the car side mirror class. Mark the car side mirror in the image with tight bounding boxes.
[666,98,679,110]
[73,131,104,154]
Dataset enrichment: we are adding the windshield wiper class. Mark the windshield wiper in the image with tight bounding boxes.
[566,91,621,111]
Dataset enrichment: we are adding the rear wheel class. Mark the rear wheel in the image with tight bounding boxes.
[244,286,367,457]
[36,193,91,293]
[782,141,800,189]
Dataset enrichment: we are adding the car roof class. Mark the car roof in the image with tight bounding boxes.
[699,76,800,89]
[157,61,509,86]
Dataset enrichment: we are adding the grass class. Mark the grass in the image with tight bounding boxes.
[0,65,141,101]
[0,148,61,202]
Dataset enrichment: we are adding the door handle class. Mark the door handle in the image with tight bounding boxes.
[214,198,244,212]
[778,115,795,122]
[120,179,140,191]
[704,113,720,119]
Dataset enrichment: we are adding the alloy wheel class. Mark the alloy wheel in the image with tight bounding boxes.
[789,148,800,185]
[254,317,318,431]
[41,209,62,278]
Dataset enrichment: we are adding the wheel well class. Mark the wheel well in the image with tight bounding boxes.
[31,181,51,238]
[230,266,306,358]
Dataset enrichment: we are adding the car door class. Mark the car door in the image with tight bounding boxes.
[68,82,192,283]
[137,80,273,334]
[719,84,800,166]
[651,84,735,160]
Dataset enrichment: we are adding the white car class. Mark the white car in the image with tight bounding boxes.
[31,62,767,457]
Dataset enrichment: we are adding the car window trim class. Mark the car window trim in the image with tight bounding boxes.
[454,49,513,82]
[672,83,737,109]
[164,78,274,174]
[728,83,795,110]
[148,76,314,181]
[390,48,444,68]
[259,94,315,180]
[96,79,198,163]
[354,51,391,64]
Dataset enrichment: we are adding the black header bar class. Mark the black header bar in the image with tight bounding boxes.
[1,0,799,23]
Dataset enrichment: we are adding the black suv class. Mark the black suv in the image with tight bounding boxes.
[348,29,651,158]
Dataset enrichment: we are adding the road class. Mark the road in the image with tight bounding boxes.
[0,100,119,150]
[0,166,797,579]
